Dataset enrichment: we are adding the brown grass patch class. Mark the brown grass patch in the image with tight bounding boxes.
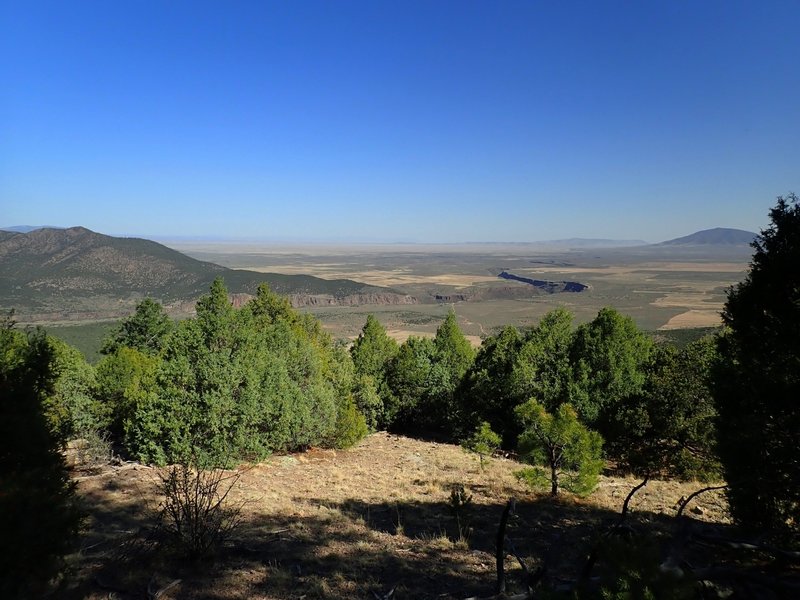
[65,433,733,599]
[386,329,482,347]
[659,309,723,329]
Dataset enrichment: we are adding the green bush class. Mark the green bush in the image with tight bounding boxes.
[123,280,363,466]
[462,421,502,470]
[516,400,603,496]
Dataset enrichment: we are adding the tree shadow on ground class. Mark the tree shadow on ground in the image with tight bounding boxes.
[61,471,798,600]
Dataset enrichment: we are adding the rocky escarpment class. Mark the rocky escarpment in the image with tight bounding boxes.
[498,270,588,293]
[289,292,417,307]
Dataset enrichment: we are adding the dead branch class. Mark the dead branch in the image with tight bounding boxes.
[676,484,727,518]
[495,498,515,595]
[147,577,181,600]
[579,476,649,585]
[372,585,396,600]
[692,532,800,562]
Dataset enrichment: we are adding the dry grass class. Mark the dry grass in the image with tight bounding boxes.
[659,309,723,329]
[240,266,499,288]
[63,433,734,599]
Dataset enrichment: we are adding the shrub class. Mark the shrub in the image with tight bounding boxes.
[462,421,502,470]
[156,460,243,559]
[516,400,603,496]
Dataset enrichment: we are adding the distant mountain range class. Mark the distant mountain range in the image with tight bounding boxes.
[0,227,413,322]
[657,227,756,246]
[542,238,649,248]
[1,225,63,233]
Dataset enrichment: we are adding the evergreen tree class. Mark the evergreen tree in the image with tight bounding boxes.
[621,337,720,479]
[124,280,357,466]
[429,309,476,431]
[512,308,575,413]
[460,325,522,445]
[0,323,81,596]
[350,314,398,428]
[516,400,603,496]
[101,297,172,355]
[351,314,398,380]
[569,307,652,458]
[715,193,800,537]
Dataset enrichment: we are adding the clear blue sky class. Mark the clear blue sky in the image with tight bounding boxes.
[1,1,798,243]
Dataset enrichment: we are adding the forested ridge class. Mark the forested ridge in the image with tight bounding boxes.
[2,195,798,598]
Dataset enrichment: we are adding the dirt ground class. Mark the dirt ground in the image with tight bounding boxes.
[63,433,733,600]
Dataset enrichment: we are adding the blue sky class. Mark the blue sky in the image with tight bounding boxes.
[1,1,798,243]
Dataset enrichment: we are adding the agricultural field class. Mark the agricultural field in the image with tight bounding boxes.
[172,242,751,343]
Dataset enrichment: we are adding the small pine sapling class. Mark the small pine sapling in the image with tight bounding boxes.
[463,421,502,470]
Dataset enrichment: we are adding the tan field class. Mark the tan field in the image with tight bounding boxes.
[173,242,751,339]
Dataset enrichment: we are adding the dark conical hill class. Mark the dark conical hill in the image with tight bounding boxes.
[658,227,756,246]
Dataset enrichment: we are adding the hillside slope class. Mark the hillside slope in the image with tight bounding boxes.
[70,432,731,599]
[0,227,413,321]
[659,227,756,246]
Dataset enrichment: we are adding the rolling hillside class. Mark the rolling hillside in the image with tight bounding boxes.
[0,227,413,321]
[658,227,756,246]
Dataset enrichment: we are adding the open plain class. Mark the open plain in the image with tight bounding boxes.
[171,242,752,342]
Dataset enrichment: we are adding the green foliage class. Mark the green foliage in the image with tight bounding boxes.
[516,400,603,496]
[569,307,652,462]
[96,346,158,440]
[384,336,437,429]
[333,397,369,449]
[382,310,476,435]
[715,193,800,538]
[352,374,383,431]
[350,315,398,429]
[434,309,476,384]
[351,314,398,380]
[101,297,172,355]
[512,308,575,413]
[123,280,362,466]
[45,320,120,364]
[620,337,720,479]
[47,336,103,442]
[462,421,501,469]
[459,325,522,446]
[570,307,653,424]
[0,323,82,597]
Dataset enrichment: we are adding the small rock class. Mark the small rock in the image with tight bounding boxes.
[691,505,705,516]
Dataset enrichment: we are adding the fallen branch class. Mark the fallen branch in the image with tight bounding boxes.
[147,577,181,600]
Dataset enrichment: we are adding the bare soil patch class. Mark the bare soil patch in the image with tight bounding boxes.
[65,433,732,599]
[386,329,482,347]
[659,309,723,329]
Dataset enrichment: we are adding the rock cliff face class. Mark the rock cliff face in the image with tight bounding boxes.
[289,293,417,307]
